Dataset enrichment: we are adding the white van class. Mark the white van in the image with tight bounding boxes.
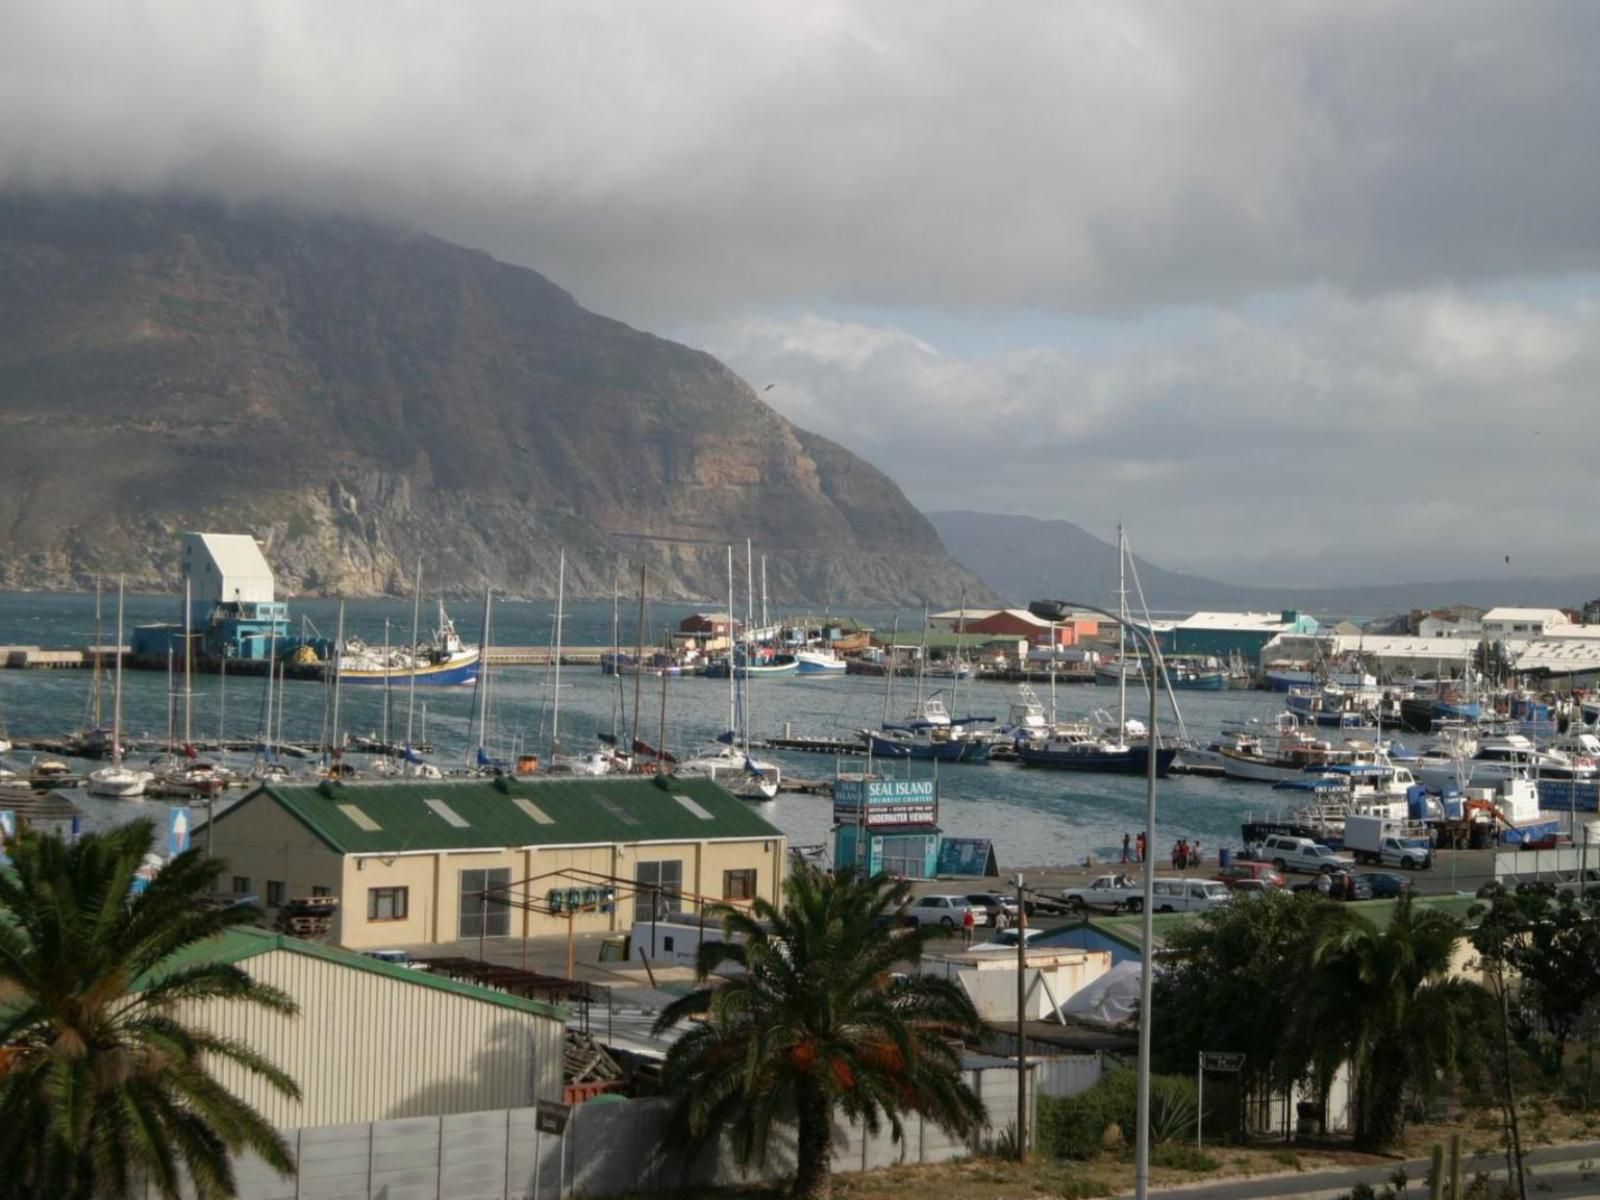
[1150,878,1231,913]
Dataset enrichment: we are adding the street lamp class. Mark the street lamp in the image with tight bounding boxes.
[1032,599,1162,1200]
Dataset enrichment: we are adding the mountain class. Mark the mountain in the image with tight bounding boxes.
[927,510,1600,617]
[0,193,991,603]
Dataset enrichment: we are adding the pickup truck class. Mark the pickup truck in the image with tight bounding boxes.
[1061,874,1145,912]
[1343,814,1432,869]
[1253,834,1356,875]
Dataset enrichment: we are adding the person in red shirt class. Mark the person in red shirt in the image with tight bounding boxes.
[961,906,975,947]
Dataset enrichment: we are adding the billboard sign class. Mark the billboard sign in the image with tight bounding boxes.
[833,777,937,827]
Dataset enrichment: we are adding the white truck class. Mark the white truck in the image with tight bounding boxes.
[1061,874,1145,912]
[1342,815,1432,870]
[1254,834,1356,875]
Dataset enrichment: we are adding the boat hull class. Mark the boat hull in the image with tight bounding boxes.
[867,733,989,763]
[794,655,847,675]
[339,652,480,687]
[1016,744,1178,776]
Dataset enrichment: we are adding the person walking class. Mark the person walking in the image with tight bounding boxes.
[1121,833,1131,864]
[1136,832,1145,863]
[961,906,976,948]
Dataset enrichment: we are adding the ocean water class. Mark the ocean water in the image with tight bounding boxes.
[0,592,1288,870]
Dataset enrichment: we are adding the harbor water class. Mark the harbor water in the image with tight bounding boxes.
[0,591,1290,869]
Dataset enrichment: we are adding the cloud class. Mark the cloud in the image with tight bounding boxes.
[698,291,1599,587]
[3,2,1600,325]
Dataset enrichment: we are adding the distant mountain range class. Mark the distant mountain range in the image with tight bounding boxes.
[926,510,1600,618]
[0,192,992,604]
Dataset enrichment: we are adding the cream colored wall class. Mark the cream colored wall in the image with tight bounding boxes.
[176,949,563,1127]
[335,835,788,951]
[205,796,343,907]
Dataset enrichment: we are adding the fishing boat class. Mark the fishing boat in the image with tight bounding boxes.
[1014,729,1177,775]
[1219,716,1376,783]
[866,725,992,763]
[794,647,847,675]
[87,579,153,799]
[337,602,480,686]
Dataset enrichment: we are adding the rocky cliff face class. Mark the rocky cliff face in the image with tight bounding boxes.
[0,193,990,603]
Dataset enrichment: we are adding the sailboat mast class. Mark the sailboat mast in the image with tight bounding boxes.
[552,550,565,755]
[745,540,755,754]
[475,590,493,761]
[218,650,227,749]
[277,659,287,750]
[111,577,124,768]
[381,619,391,750]
[1117,523,1128,735]
[91,576,103,729]
[329,601,343,768]
[183,574,193,748]
[264,617,278,760]
[726,546,737,739]
[760,554,768,632]
[609,575,622,744]
[631,566,647,761]
[405,558,422,749]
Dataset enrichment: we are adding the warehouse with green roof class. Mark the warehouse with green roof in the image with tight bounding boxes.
[204,774,787,950]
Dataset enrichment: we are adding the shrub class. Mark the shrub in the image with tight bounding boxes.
[1151,1143,1220,1172]
[1037,1070,1201,1160]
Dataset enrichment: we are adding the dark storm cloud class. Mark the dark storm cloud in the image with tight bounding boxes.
[3,2,1599,323]
[6,1,1599,587]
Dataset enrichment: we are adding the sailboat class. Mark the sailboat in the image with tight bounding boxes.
[544,551,612,776]
[1014,527,1178,777]
[88,578,153,798]
[677,546,782,799]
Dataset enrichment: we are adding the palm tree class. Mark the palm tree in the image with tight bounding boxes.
[1293,894,1486,1146]
[0,819,301,1199]
[652,864,986,1199]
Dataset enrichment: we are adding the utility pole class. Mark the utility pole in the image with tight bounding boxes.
[1015,871,1028,1162]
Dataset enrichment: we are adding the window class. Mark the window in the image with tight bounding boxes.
[231,876,250,895]
[879,835,928,880]
[634,860,683,921]
[312,886,331,898]
[723,869,757,901]
[458,869,511,938]
[266,880,285,907]
[368,887,409,922]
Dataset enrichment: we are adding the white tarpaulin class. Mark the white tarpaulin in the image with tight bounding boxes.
[1057,960,1141,1028]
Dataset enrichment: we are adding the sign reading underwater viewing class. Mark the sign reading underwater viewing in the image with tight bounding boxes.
[833,777,938,827]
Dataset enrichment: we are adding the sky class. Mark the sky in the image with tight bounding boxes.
[4,1,1600,587]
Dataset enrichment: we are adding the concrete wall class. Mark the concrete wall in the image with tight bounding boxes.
[203,1062,1035,1200]
[338,837,786,951]
[921,951,1112,1022]
[204,797,345,911]
[174,948,564,1128]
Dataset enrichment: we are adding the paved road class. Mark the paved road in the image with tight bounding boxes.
[1120,1140,1600,1199]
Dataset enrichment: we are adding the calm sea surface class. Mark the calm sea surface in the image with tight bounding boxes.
[0,592,1288,869]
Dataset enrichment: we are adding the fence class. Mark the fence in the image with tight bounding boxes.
[189,1062,1036,1200]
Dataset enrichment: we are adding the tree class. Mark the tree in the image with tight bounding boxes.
[0,820,301,1199]
[1294,895,1488,1146]
[1470,882,1600,1083]
[1153,889,1326,1127]
[652,865,986,1199]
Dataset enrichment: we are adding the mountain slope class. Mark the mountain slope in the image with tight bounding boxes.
[927,510,1600,615]
[0,193,991,603]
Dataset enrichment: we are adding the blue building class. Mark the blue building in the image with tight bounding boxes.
[132,532,290,662]
[1143,610,1320,660]
[832,776,941,879]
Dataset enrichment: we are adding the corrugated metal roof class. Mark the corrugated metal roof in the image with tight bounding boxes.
[143,924,564,1020]
[216,775,783,855]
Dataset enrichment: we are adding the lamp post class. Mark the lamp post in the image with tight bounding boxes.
[1039,600,1162,1200]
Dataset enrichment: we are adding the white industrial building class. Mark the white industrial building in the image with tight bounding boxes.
[1482,607,1572,640]
[157,926,564,1128]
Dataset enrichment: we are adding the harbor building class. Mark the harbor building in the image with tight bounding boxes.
[1146,610,1319,659]
[132,531,291,662]
[1481,607,1572,640]
[156,925,563,1127]
[201,776,786,951]
[931,608,1100,645]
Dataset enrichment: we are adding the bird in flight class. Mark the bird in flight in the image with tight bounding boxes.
[763,383,776,391]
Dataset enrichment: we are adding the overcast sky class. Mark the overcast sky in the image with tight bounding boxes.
[5,1,1599,586]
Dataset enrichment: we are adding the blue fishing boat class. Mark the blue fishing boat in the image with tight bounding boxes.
[866,728,991,762]
[1014,731,1178,776]
[337,602,479,687]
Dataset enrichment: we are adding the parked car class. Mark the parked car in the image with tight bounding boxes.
[362,949,425,969]
[1254,834,1356,875]
[1355,871,1411,899]
[971,928,1045,951]
[1291,871,1373,901]
[1150,878,1232,913]
[965,892,1021,926]
[905,894,988,929]
[1213,862,1287,890]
